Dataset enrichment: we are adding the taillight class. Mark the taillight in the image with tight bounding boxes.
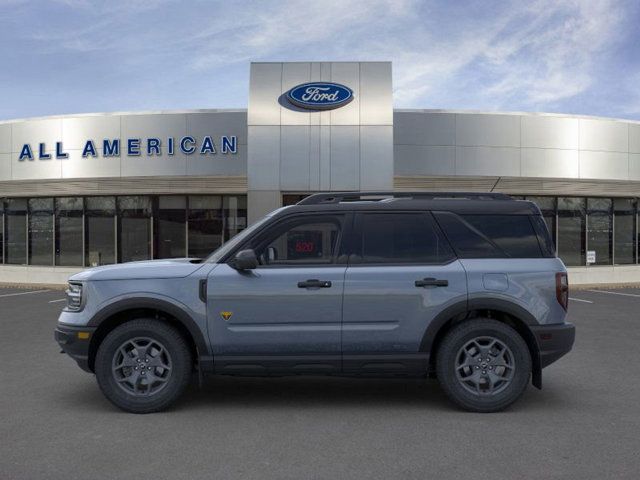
[556,272,569,311]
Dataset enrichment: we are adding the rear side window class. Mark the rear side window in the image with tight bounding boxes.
[530,215,556,257]
[433,212,504,258]
[434,212,544,258]
[357,213,455,264]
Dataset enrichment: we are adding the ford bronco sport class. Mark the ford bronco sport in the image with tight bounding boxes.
[55,192,575,413]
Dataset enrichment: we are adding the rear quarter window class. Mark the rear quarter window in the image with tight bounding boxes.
[434,212,546,258]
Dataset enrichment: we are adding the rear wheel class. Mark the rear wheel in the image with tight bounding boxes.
[436,319,531,412]
[95,319,192,413]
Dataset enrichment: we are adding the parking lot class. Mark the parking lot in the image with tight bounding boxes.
[0,286,639,479]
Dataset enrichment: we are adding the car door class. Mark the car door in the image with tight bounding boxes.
[342,211,467,374]
[207,212,349,374]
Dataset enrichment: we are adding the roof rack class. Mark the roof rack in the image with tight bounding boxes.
[296,191,512,205]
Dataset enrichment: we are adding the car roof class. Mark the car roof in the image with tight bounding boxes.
[274,192,541,217]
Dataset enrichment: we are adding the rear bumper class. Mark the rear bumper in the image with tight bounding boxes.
[531,322,575,368]
[54,324,96,373]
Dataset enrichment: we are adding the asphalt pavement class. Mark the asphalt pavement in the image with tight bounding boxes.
[0,286,639,479]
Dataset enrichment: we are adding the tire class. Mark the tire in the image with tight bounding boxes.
[436,318,531,413]
[95,319,192,413]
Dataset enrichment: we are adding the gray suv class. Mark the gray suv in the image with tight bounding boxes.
[55,192,575,413]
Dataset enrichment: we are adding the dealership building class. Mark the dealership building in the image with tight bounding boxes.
[1,61,640,285]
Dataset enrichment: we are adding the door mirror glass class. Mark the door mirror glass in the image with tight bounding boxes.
[231,249,258,270]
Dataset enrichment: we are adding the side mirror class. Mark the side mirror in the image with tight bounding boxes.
[230,249,258,271]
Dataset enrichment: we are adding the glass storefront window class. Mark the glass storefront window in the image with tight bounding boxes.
[587,198,612,265]
[223,195,247,241]
[5,199,27,265]
[156,196,186,259]
[86,197,116,267]
[0,203,4,264]
[28,198,53,266]
[557,197,586,266]
[55,197,83,266]
[614,198,636,265]
[118,196,151,263]
[526,196,557,249]
[188,196,223,258]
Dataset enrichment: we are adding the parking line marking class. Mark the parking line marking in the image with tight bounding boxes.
[0,289,49,298]
[585,289,640,298]
[48,299,67,303]
[569,297,593,303]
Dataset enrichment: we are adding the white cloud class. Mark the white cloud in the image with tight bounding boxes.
[5,0,635,117]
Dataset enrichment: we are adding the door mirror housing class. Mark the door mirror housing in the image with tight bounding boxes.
[230,249,258,270]
[266,246,278,263]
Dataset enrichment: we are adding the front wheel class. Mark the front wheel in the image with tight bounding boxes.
[436,319,531,412]
[95,319,192,413]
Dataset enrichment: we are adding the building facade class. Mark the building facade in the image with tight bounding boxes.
[1,61,640,284]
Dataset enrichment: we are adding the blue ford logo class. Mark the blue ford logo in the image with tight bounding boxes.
[287,82,354,110]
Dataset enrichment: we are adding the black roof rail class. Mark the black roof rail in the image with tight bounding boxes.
[296,191,512,205]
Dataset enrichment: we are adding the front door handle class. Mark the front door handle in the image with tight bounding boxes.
[415,278,448,288]
[298,279,332,289]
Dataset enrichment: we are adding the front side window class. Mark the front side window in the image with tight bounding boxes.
[358,213,454,264]
[252,215,343,266]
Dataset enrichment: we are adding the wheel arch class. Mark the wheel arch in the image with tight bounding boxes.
[422,298,542,389]
[86,297,210,373]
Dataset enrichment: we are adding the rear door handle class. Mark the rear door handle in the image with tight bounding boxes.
[298,279,332,289]
[415,278,448,288]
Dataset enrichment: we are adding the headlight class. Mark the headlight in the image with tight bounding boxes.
[65,282,84,311]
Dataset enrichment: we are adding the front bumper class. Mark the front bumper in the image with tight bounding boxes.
[54,324,97,373]
[531,322,576,368]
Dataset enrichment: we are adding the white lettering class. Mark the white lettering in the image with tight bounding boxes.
[301,87,340,102]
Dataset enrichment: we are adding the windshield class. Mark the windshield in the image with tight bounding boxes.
[203,212,275,263]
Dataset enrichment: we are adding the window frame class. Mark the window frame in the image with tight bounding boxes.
[349,211,457,267]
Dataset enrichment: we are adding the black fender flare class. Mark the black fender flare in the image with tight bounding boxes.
[420,297,542,388]
[87,297,211,365]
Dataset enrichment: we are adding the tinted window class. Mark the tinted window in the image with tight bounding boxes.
[461,215,543,258]
[359,213,454,264]
[255,216,343,265]
[434,212,503,258]
[435,212,544,258]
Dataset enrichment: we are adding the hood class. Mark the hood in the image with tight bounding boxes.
[70,258,205,282]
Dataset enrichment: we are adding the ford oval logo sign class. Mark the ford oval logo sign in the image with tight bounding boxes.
[287,82,354,110]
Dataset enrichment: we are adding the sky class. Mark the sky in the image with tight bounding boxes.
[1,0,639,121]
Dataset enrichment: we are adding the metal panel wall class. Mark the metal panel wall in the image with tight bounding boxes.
[521,115,579,149]
[579,118,628,152]
[395,111,640,185]
[247,61,393,222]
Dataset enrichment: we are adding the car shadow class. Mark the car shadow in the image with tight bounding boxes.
[55,374,578,414]
[180,375,453,410]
